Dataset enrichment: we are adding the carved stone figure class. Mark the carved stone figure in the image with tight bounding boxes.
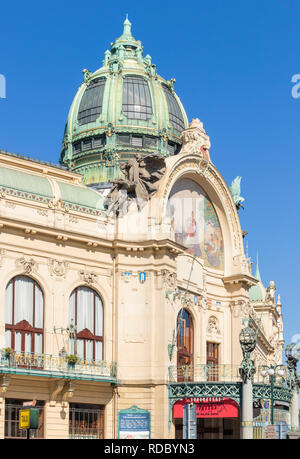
[104,154,166,215]
[180,118,211,160]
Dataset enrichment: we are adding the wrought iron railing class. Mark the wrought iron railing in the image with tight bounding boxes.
[0,350,117,381]
[169,364,289,387]
[169,364,241,383]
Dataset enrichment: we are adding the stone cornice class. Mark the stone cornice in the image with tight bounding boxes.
[0,152,81,184]
[0,217,185,256]
[223,273,258,288]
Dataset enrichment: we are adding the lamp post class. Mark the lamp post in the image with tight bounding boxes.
[285,343,299,439]
[260,364,285,425]
[239,325,257,439]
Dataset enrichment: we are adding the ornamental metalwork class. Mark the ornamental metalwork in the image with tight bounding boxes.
[239,325,257,383]
[253,383,293,404]
[285,343,300,390]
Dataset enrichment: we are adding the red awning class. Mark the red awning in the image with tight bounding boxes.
[173,398,239,419]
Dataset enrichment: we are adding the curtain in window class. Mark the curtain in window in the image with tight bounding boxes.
[77,340,84,360]
[15,332,22,352]
[5,330,11,348]
[76,287,94,333]
[5,281,13,324]
[95,341,103,362]
[35,334,42,354]
[25,333,31,354]
[86,340,93,361]
[14,276,33,325]
[35,284,43,328]
[95,295,103,336]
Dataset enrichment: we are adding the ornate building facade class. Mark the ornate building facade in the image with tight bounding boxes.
[0,18,293,439]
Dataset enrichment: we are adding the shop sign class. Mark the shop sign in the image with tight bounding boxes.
[173,397,239,419]
[118,406,151,439]
[19,409,30,430]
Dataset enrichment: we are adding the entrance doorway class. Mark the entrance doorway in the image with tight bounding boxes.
[173,398,240,439]
[175,417,240,439]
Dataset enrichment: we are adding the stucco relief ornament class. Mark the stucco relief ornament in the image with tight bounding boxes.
[207,316,221,335]
[180,119,211,161]
[16,257,37,274]
[48,259,69,278]
[104,154,166,215]
[79,270,97,285]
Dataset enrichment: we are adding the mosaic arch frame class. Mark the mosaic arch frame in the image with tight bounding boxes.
[165,177,224,270]
[156,156,245,275]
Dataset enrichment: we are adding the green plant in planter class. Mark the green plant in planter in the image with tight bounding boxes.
[4,347,14,357]
[66,354,79,365]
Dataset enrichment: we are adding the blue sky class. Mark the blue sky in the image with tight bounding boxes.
[0,0,299,350]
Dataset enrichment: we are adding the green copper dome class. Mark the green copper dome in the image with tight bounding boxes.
[60,17,189,187]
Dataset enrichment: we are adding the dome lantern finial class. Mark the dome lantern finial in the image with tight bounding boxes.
[122,14,132,37]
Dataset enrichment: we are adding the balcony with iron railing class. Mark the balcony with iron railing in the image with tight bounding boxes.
[0,350,117,383]
[168,364,289,386]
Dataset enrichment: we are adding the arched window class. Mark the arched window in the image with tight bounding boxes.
[122,75,153,120]
[162,84,185,134]
[77,78,106,125]
[5,276,44,354]
[177,309,193,382]
[69,286,103,362]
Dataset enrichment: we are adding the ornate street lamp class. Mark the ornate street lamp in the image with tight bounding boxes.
[239,325,257,439]
[239,325,257,383]
[260,364,285,425]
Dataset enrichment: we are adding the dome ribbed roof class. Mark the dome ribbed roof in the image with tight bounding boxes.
[60,17,189,187]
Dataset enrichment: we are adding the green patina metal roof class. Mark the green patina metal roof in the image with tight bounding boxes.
[0,166,53,203]
[0,164,105,216]
[55,180,105,215]
[60,17,189,186]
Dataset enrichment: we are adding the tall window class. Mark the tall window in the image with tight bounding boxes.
[162,84,185,134]
[206,342,219,381]
[177,309,193,381]
[78,78,106,125]
[69,287,103,362]
[5,276,44,354]
[122,75,153,120]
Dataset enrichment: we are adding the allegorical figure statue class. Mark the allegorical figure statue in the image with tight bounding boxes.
[104,154,166,215]
[229,176,245,210]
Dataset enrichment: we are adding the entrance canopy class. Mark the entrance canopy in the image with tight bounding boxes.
[173,398,239,419]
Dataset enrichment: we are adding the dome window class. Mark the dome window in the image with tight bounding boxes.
[72,135,105,154]
[122,75,153,121]
[131,135,143,147]
[116,134,157,149]
[78,78,106,126]
[167,141,181,156]
[162,84,185,134]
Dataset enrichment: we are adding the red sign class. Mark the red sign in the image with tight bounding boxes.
[23,400,36,407]
[173,398,239,419]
